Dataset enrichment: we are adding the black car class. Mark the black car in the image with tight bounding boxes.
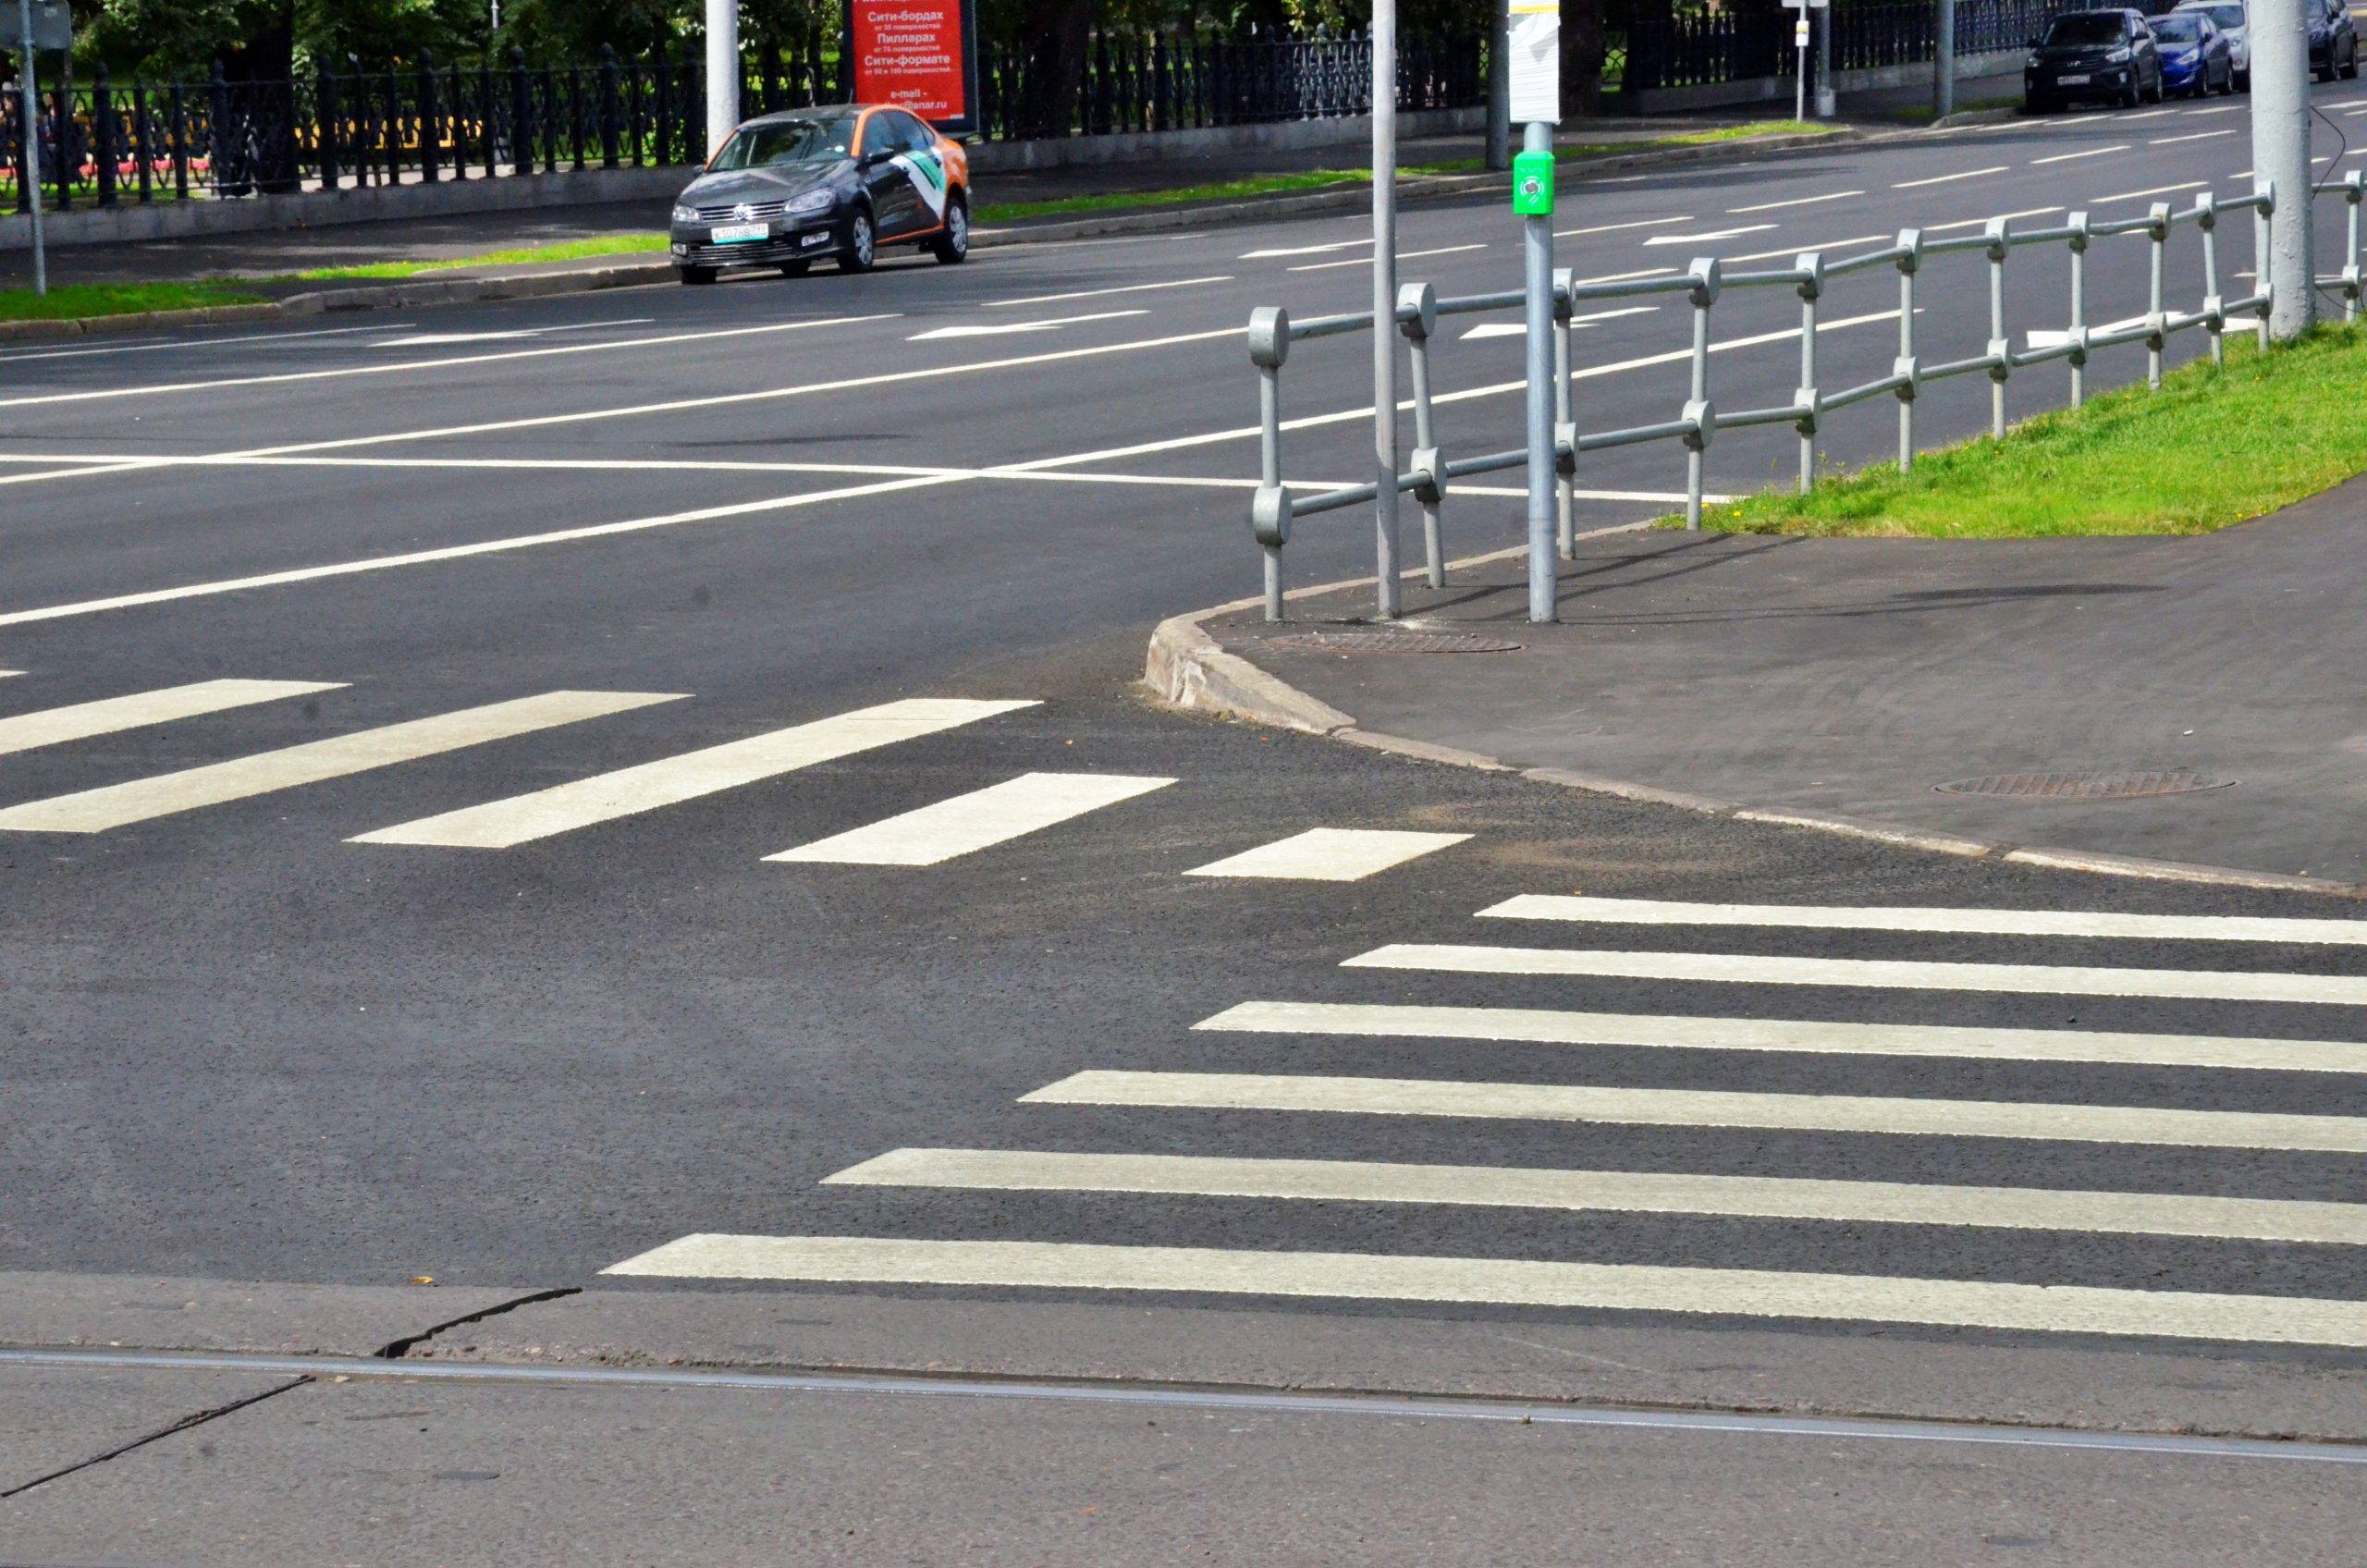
[2025,8,2166,109]
[2311,0,2360,80]
[668,104,972,285]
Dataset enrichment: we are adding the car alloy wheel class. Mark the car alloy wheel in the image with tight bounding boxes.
[840,211,876,274]
[933,200,969,265]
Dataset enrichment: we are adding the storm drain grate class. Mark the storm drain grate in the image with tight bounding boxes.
[1934,769,2237,800]
[1267,631,1524,655]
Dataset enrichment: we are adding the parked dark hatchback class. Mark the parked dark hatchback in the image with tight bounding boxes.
[2025,8,2166,108]
[668,104,972,284]
[2310,0,2360,79]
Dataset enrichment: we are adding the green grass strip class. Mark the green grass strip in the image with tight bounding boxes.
[0,280,265,323]
[288,232,672,281]
[1679,325,2367,538]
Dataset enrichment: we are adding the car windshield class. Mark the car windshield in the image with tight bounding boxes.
[2046,13,2129,42]
[2184,3,2244,25]
[2151,15,2203,38]
[710,117,855,170]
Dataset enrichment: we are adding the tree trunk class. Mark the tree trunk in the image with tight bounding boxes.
[1016,0,1094,138]
[1561,0,1605,116]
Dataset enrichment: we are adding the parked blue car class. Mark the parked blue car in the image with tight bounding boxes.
[2148,9,2237,93]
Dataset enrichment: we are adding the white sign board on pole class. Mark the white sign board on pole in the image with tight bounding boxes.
[1508,0,1559,125]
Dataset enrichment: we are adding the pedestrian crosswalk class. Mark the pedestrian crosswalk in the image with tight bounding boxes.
[767,772,1173,866]
[606,880,2367,1352]
[1184,827,1470,881]
[0,679,345,759]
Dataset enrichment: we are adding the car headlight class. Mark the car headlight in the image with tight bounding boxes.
[670,203,697,225]
[2028,52,2042,66]
[789,189,836,216]
[2106,45,2132,61]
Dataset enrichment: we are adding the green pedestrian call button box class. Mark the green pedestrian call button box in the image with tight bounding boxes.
[1512,150,1554,215]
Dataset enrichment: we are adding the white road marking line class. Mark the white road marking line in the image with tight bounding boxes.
[1459,304,1661,339]
[0,671,17,679]
[1292,243,1486,272]
[1553,216,1686,238]
[1343,943,2367,1006]
[1727,190,1864,214]
[2344,103,2367,115]
[1893,165,2007,189]
[2149,129,2237,145]
[1567,266,1679,285]
[0,315,897,410]
[2090,179,2209,202]
[2029,316,2147,347]
[0,690,678,834]
[1478,894,2367,945]
[1184,827,1469,881]
[352,697,1035,849]
[824,1147,2367,1245]
[0,322,414,363]
[370,318,653,348]
[1194,999,2367,1074]
[1461,322,1528,338]
[0,679,347,757]
[907,309,1148,340]
[2186,103,2242,113]
[1722,234,1883,263]
[766,771,1171,865]
[2032,144,2131,165]
[1927,206,2064,230]
[599,1234,2367,1347]
[983,275,1230,308]
[1022,1070,2367,1153]
[1641,223,1779,246]
[1240,239,1372,259]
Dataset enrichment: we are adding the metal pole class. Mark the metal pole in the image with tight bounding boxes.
[1933,0,1955,120]
[1797,254,1820,494]
[1816,0,1834,116]
[2250,0,2312,340]
[1986,216,2009,440]
[2146,202,2168,390]
[1486,0,1509,171]
[1260,362,1285,620]
[1524,119,1554,621]
[1685,263,1712,529]
[1551,272,1575,557]
[1374,0,1402,619]
[1895,229,1919,473]
[17,0,43,296]
[704,0,738,159]
[2069,210,2089,404]
[1795,13,1807,122]
[2198,196,2225,367]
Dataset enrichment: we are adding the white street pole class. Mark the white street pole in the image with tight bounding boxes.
[17,0,43,297]
[1374,0,1401,619]
[1795,13,1809,120]
[705,0,739,160]
[1816,0,1835,116]
[2250,0,2314,339]
[1509,0,1558,624]
[1933,0,1955,119]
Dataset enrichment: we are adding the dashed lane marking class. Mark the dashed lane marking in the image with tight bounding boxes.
[1193,999,2367,1074]
[0,691,680,834]
[823,1147,2367,1244]
[597,1234,2367,1346]
[1239,239,1372,259]
[1727,190,1864,214]
[1893,165,2006,189]
[908,310,1147,341]
[1478,894,2367,945]
[982,276,1232,308]
[1292,244,1487,272]
[1343,943,2367,1006]
[352,698,1037,849]
[1184,828,1470,881]
[0,679,346,757]
[1641,223,1779,246]
[766,772,1172,865]
[2031,144,2132,165]
[1019,1070,2367,1152]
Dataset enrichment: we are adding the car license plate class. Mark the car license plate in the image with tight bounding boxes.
[2056,72,2090,83]
[711,222,768,243]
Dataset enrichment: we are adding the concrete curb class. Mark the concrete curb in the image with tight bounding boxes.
[1142,552,2367,900]
[0,125,1880,342]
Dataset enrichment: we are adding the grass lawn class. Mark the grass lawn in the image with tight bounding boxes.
[0,280,264,322]
[1679,325,2367,538]
[288,232,670,281]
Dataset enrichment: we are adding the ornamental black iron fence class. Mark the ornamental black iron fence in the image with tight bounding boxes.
[1626,0,2086,92]
[1,30,1482,212]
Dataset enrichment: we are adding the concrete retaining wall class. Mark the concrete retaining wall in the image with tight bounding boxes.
[1627,49,2023,114]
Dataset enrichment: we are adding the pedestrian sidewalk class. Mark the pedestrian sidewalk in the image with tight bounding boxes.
[1176,474,2367,892]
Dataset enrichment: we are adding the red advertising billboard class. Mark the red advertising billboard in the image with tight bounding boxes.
[850,0,979,135]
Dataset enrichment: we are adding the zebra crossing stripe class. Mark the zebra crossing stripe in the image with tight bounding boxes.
[823,1147,2367,1244]
[0,679,346,758]
[1184,828,1471,881]
[599,1234,2367,1347]
[1020,1071,2367,1152]
[0,691,682,834]
[1194,1000,2367,1074]
[351,698,1036,849]
[1343,944,2367,1007]
[767,772,1172,866]
[1480,895,2367,946]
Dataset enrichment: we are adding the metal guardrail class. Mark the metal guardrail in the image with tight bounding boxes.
[1245,173,2367,623]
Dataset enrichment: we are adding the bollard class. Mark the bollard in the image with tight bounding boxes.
[2067,210,2091,405]
[1396,282,1446,589]
[1795,251,1823,495]
[1683,258,1719,531]
[1247,307,1292,621]
[1894,228,1921,474]
[2146,202,2170,391]
[1985,216,2011,439]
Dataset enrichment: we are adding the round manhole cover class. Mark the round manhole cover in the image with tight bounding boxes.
[1934,769,2236,800]
[1266,630,1523,655]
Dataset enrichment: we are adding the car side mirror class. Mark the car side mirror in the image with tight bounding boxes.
[860,149,892,167]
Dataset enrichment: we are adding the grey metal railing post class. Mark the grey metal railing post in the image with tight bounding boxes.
[1895,228,1921,473]
[2255,180,2275,350]
[1396,282,1447,589]
[2145,201,2170,391]
[1795,251,1823,495]
[1682,258,1720,531]
[2196,193,2224,370]
[2343,171,2364,325]
[2067,209,2090,405]
[1985,216,2010,439]
[1247,307,1293,621]
[1551,268,1576,557]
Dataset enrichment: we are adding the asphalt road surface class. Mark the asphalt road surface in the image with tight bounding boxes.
[6,92,2367,1560]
